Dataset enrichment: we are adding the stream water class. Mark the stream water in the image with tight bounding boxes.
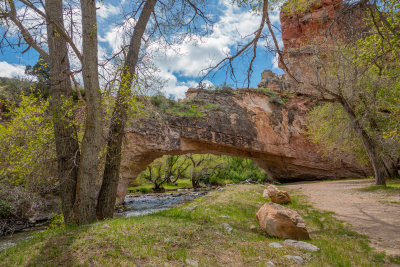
[0,190,208,252]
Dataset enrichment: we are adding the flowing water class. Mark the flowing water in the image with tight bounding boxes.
[0,190,208,252]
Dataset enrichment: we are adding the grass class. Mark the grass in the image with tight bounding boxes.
[128,178,234,194]
[360,180,400,193]
[128,179,194,194]
[0,184,390,266]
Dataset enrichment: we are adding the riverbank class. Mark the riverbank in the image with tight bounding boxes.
[1,184,394,266]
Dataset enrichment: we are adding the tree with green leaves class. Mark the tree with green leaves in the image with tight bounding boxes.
[1,0,211,224]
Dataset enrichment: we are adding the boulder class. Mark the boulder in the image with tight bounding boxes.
[263,185,291,204]
[256,203,310,240]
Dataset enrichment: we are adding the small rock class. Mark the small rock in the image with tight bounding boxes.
[283,255,305,265]
[185,259,199,267]
[219,215,230,218]
[284,239,320,252]
[0,242,16,252]
[102,223,111,229]
[250,225,257,230]
[266,261,275,267]
[268,242,283,248]
[217,188,224,192]
[222,223,233,233]
[302,252,313,261]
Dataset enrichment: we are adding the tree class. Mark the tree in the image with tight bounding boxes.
[213,0,399,185]
[1,0,211,224]
[186,154,211,188]
[143,155,189,192]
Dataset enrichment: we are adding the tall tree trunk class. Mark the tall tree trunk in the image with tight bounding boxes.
[69,0,104,224]
[45,0,80,223]
[341,98,389,185]
[96,0,158,219]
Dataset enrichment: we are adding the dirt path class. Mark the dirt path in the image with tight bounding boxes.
[283,179,400,256]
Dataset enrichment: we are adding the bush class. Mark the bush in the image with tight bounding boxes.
[138,188,152,194]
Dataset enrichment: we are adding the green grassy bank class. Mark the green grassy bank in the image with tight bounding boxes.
[0,184,391,266]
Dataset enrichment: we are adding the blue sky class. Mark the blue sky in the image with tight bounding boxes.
[0,0,283,98]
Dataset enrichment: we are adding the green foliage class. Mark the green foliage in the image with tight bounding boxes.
[135,154,269,191]
[25,57,51,98]
[149,95,218,118]
[0,78,32,102]
[45,213,65,231]
[307,103,368,164]
[205,155,270,184]
[0,94,56,188]
[0,200,12,219]
[355,0,400,141]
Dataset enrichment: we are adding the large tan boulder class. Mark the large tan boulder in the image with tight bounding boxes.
[256,202,310,240]
[263,185,291,204]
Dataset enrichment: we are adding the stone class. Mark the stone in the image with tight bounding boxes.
[268,242,283,248]
[185,259,198,267]
[266,261,275,267]
[256,203,310,240]
[268,189,292,204]
[263,185,291,204]
[222,223,233,233]
[283,255,305,265]
[284,239,320,252]
[302,252,313,261]
[250,225,257,230]
[102,223,111,229]
[117,88,369,203]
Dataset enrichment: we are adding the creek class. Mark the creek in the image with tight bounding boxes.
[0,190,208,252]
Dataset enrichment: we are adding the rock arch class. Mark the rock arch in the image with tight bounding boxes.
[117,88,369,204]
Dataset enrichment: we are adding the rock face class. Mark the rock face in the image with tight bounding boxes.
[264,185,292,204]
[256,202,310,240]
[279,0,367,95]
[118,88,369,203]
[115,0,371,204]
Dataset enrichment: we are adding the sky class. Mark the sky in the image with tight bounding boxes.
[0,0,283,99]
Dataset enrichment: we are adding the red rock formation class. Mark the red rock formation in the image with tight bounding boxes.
[117,88,369,204]
[279,0,367,95]
[115,0,371,204]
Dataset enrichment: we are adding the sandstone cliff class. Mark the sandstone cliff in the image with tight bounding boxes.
[117,0,370,203]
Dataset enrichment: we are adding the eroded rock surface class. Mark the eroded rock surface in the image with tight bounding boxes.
[256,202,310,240]
[279,0,367,95]
[264,185,292,204]
[118,88,368,203]
[116,0,370,203]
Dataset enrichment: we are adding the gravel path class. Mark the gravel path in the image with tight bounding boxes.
[283,179,400,256]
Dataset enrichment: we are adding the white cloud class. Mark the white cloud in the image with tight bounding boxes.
[0,62,27,78]
[272,53,280,70]
[100,0,283,98]
[97,3,120,19]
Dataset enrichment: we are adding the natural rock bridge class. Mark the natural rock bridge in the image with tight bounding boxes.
[117,87,369,203]
[116,0,370,203]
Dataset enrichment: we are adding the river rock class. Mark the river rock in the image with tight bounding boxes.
[284,239,320,252]
[268,242,283,248]
[185,259,198,267]
[256,203,310,240]
[283,255,305,265]
[222,223,233,233]
[264,185,291,204]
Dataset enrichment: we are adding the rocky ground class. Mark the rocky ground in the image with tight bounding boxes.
[283,179,400,257]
